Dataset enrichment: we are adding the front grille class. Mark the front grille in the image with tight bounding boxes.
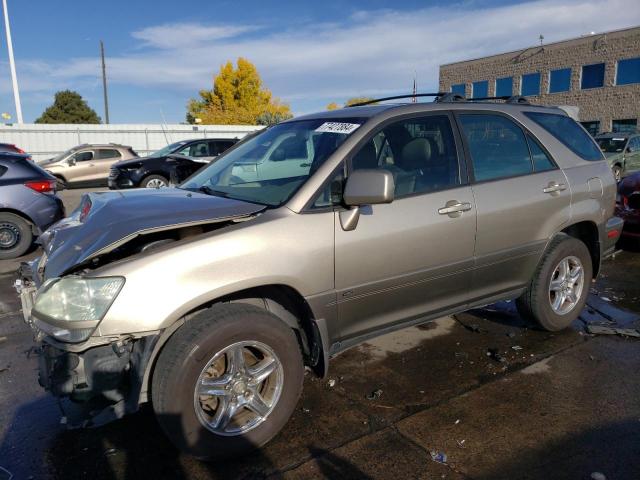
[108,167,119,179]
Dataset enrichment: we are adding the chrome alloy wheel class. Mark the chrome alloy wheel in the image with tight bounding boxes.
[549,255,584,315]
[0,222,19,250]
[146,178,167,188]
[193,341,284,436]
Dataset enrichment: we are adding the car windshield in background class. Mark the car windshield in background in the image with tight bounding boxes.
[597,137,628,153]
[181,118,363,206]
[147,141,187,158]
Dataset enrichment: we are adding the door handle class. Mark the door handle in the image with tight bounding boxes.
[543,182,567,194]
[438,201,472,216]
[300,162,311,167]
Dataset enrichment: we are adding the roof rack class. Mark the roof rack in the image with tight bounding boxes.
[346,92,531,107]
[347,93,446,107]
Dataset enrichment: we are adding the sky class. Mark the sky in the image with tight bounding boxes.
[0,0,638,124]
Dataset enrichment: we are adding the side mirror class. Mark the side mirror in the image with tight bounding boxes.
[343,169,395,206]
[271,148,286,162]
[340,169,394,231]
[626,147,632,154]
[68,158,76,166]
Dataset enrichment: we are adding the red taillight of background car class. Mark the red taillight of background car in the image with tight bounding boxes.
[24,179,56,193]
[14,145,25,154]
[79,197,92,222]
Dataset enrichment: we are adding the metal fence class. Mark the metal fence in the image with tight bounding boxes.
[0,123,263,161]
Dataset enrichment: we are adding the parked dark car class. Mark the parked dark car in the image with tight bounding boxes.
[0,153,64,259]
[108,138,237,189]
[615,170,640,242]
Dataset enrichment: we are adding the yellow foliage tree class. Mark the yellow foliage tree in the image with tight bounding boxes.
[187,58,292,125]
[326,102,339,111]
[344,97,376,106]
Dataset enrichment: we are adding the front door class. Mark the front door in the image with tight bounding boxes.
[68,150,96,183]
[334,113,476,341]
[455,112,571,301]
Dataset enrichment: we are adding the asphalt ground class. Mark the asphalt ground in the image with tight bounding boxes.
[0,188,639,479]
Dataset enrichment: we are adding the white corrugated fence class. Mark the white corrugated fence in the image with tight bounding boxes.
[0,123,263,161]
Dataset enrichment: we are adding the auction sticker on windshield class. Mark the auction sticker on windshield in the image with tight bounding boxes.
[315,122,361,134]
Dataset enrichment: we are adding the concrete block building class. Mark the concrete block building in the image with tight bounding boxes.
[439,26,640,135]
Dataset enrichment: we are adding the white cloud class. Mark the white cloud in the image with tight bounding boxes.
[11,0,640,116]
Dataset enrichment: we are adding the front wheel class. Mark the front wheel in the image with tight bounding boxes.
[141,174,168,188]
[152,303,304,459]
[516,234,592,331]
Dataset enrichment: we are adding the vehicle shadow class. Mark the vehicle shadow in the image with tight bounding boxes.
[474,419,640,480]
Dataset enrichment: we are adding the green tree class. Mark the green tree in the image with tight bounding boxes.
[187,58,292,125]
[35,90,101,124]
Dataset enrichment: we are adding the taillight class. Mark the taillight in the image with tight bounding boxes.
[25,179,56,193]
[14,146,25,154]
[79,197,92,222]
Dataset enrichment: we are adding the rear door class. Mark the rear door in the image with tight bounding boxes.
[333,113,477,341]
[92,148,122,180]
[455,112,570,301]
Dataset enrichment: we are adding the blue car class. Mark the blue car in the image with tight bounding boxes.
[0,153,65,259]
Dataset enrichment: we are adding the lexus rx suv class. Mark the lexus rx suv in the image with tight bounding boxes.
[16,96,622,459]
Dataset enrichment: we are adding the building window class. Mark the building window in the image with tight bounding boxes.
[581,63,605,89]
[616,57,640,85]
[548,68,571,93]
[580,121,600,137]
[495,77,513,97]
[451,84,466,96]
[521,73,541,96]
[612,119,638,133]
[472,81,488,98]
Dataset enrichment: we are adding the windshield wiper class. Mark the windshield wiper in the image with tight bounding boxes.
[198,185,229,197]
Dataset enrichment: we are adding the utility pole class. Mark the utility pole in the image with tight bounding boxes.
[100,40,109,124]
[2,0,22,123]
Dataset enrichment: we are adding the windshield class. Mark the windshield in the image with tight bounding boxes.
[597,137,628,153]
[181,118,363,206]
[147,141,188,158]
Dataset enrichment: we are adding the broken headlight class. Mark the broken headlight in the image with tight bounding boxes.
[32,277,125,343]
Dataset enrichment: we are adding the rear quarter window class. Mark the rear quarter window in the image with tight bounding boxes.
[524,112,604,161]
[0,165,6,177]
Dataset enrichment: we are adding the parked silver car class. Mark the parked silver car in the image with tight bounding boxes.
[16,97,622,459]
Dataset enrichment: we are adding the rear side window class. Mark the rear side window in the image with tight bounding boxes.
[96,149,122,159]
[524,112,604,161]
[458,114,532,182]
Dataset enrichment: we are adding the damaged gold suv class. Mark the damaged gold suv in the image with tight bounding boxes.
[15,94,622,459]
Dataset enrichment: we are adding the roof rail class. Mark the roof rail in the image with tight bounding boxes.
[464,95,530,104]
[434,93,466,103]
[346,92,446,107]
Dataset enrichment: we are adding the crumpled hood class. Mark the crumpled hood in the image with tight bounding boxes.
[40,188,265,278]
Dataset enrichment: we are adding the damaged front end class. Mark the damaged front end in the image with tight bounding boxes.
[14,187,266,427]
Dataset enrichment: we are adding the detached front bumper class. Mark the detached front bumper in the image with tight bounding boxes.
[15,263,158,426]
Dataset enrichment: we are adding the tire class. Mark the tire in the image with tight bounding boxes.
[612,165,622,182]
[141,174,169,188]
[516,234,592,331]
[0,212,33,260]
[151,303,304,460]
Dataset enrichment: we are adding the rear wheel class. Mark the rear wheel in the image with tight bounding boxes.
[0,213,33,259]
[152,303,304,459]
[516,234,592,331]
[141,174,168,188]
[612,165,622,182]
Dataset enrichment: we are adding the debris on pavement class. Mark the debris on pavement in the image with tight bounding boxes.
[506,332,516,338]
[511,345,523,351]
[430,450,448,464]
[104,448,118,457]
[586,325,640,338]
[456,439,466,448]
[590,472,607,480]
[487,348,506,363]
[454,419,460,425]
[301,407,310,414]
[366,389,383,400]
[601,297,611,302]
[327,379,336,388]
